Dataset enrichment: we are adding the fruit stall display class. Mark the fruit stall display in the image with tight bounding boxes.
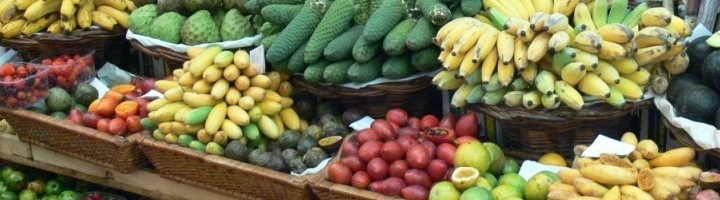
[0,62,48,109]
[434,0,690,110]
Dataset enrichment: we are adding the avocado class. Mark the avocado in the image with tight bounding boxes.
[226,140,251,162]
[264,154,288,172]
[666,73,703,104]
[322,121,348,137]
[46,87,73,112]
[289,157,307,174]
[267,141,282,155]
[292,95,316,120]
[703,51,720,93]
[303,147,329,168]
[205,142,225,156]
[342,108,366,126]
[296,136,317,155]
[278,130,301,149]
[318,114,341,126]
[687,35,716,78]
[73,84,98,107]
[50,111,68,120]
[252,151,273,166]
[28,100,49,114]
[248,148,266,165]
[316,102,343,118]
[71,103,88,113]
[304,125,324,141]
[675,85,720,124]
[281,148,299,162]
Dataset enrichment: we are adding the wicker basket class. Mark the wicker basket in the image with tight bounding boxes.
[309,160,401,200]
[129,39,188,70]
[0,109,147,173]
[661,117,720,157]
[472,100,654,160]
[1,30,130,68]
[137,133,316,200]
[292,75,436,118]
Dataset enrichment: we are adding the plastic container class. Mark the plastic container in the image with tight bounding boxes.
[30,49,96,91]
[0,62,49,109]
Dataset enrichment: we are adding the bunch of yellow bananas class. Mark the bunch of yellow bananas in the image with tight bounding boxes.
[0,0,135,38]
[433,0,691,111]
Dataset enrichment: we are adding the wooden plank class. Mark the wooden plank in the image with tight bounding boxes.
[697,0,720,31]
[32,146,108,178]
[0,133,31,159]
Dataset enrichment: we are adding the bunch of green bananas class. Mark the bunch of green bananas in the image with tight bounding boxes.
[432,0,691,110]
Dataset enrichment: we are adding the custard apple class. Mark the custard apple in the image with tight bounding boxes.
[129,4,157,35]
[149,12,186,43]
[213,10,227,29]
[183,0,221,12]
[181,10,222,45]
[221,8,255,41]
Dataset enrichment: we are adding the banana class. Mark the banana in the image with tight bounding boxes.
[511,77,530,90]
[519,0,536,16]
[503,91,524,107]
[650,73,669,94]
[573,23,588,34]
[46,20,62,34]
[530,0,552,13]
[622,67,651,85]
[552,48,576,74]
[503,0,529,20]
[435,18,473,45]
[504,17,528,35]
[497,31,515,64]
[541,93,561,109]
[61,14,77,33]
[592,0,608,28]
[483,88,508,105]
[124,0,135,11]
[60,0,75,19]
[459,51,479,77]
[24,0,62,22]
[573,30,603,53]
[75,0,93,29]
[661,39,685,59]
[440,24,470,51]
[641,7,672,27]
[616,77,644,100]
[607,0,627,23]
[598,23,634,44]
[554,80,584,110]
[529,12,549,31]
[609,57,640,74]
[633,44,669,66]
[634,27,673,48]
[574,49,599,70]
[437,75,465,90]
[522,90,542,109]
[527,32,551,63]
[552,0,579,16]
[487,7,511,29]
[474,14,492,24]
[514,38,529,71]
[481,48,499,83]
[664,52,689,75]
[535,70,557,95]
[578,73,611,99]
[16,0,38,10]
[573,3,596,30]
[517,23,535,42]
[72,0,85,5]
[93,0,126,11]
[432,70,456,85]
[561,62,587,86]
[97,5,129,29]
[465,66,484,85]
[451,83,476,107]
[497,59,515,86]
[452,25,485,56]
[1,5,20,24]
[521,62,538,83]
[471,27,500,63]
[606,85,626,107]
[621,2,648,27]
[622,41,638,56]
[595,61,621,84]
[22,13,58,36]
[438,49,451,63]
[443,53,465,70]
[466,84,487,104]
[485,73,504,92]
[598,40,628,60]
[667,16,691,37]
[0,0,17,21]
[91,10,117,31]
[544,13,569,33]
[0,18,25,38]
[664,26,680,38]
[548,31,570,53]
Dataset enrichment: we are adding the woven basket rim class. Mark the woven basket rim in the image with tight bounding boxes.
[291,75,432,99]
[661,116,720,156]
[474,99,654,121]
[1,29,125,44]
[129,39,188,65]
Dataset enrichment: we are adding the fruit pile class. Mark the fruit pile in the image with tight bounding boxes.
[38,52,95,91]
[257,0,477,84]
[0,0,135,38]
[129,1,256,45]
[433,0,691,110]
[549,132,702,199]
[327,109,526,199]
[0,62,48,108]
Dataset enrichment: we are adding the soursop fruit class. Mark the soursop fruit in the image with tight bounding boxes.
[213,10,227,29]
[183,0,221,12]
[129,4,157,35]
[149,12,186,43]
[221,8,255,41]
[181,10,222,45]
[157,0,185,14]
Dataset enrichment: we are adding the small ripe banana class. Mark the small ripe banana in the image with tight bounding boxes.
[24,0,63,22]
[641,7,672,27]
[661,39,685,59]
[440,24,470,51]
[517,23,536,42]
[606,85,626,107]
[503,0,530,20]
[443,53,465,70]
[522,90,542,109]
[622,41,638,56]
[616,77,644,100]
[544,13,569,33]
[474,14,492,24]
[471,28,500,63]
[535,70,557,95]
[592,0,608,28]
[554,80,585,110]
[548,31,570,53]
[541,93,561,109]
[520,0,536,16]
[573,3,596,30]
[504,17,528,35]
[521,62,538,83]
[46,20,63,34]
[607,0,628,23]
[553,48,576,73]
[527,32,552,62]
[573,49,599,70]
[650,74,669,94]
[561,62,587,86]
[552,0,579,16]
[573,30,603,53]
[481,48,499,83]
[529,12,549,31]
[16,0,39,10]
[598,40,628,60]
[0,0,16,20]
[663,52,689,75]
[22,13,59,36]
[609,57,640,74]
[667,15,691,37]
[97,5,128,29]
[595,61,621,84]
[60,0,75,19]
[504,91,524,107]
[432,70,456,84]
[0,18,25,38]
[438,50,451,63]
[621,2,648,27]
[497,31,516,64]
[435,18,474,45]
[61,15,77,33]
[622,67,651,85]
[75,0,93,29]
[514,38,529,71]
[451,83,476,107]
[578,73,611,99]
[1,6,20,24]
[598,23,634,44]
[497,59,516,86]
[94,0,127,11]
[459,51,479,77]
[91,10,118,31]
[452,25,484,56]
[531,0,553,14]
[633,44,670,66]
[634,27,674,48]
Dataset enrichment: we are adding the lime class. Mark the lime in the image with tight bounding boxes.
[484,173,498,187]
[460,187,494,200]
[503,158,519,174]
[482,142,506,175]
[523,172,555,200]
[455,141,490,174]
[498,173,527,193]
[492,184,523,199]
[429,181,461,200]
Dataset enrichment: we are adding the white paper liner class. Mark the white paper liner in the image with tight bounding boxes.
[125,30,263,53]
[654,94,720,149]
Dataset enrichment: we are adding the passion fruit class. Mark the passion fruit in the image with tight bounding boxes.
[451,166,480,190]
[318,135,343,152]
